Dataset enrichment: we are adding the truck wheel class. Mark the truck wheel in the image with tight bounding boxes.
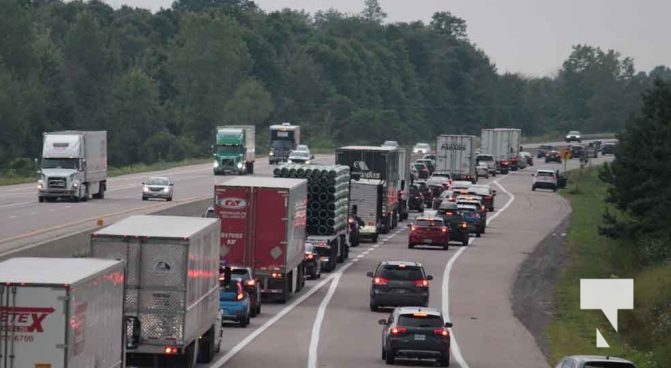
[408,243,414,249]
[196,325,216,363]
[462,238,469,246]
[372,235,379,243]
[247,162,254,174]
[476,232,481,238]
[38,197,44,203]
[184,341,197,368]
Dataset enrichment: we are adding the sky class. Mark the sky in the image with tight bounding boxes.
[104,0,671,77]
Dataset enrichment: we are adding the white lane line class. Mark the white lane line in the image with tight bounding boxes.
[0,201,35,209]
[442,176,516,368]
[307,272,343,368]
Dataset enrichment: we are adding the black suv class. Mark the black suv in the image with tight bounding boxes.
[408,185,424,212]
[368,261,433,311]
[379,307,453,366]
[437,202,470,246]
[537,144,553,158]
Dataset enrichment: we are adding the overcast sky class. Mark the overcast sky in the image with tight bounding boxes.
[105,0,671,77]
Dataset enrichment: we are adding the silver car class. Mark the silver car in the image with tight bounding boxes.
[142,177,173,201]
[554,355,636,368]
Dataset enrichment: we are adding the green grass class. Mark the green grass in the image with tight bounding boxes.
[0,158,211,186]
[547,167,667,368]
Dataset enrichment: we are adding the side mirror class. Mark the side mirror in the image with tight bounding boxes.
[366,272,374,278]
[378,319,388,325]
[444,322,453,328]
[426,275,433,280]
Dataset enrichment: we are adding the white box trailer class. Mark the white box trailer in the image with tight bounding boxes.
[0,257,125,368]
[435,135,477,183]
[480,128,522,174]
[350,179,384,243]
[90,215,222,367]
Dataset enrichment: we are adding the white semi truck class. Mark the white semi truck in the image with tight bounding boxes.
[38,131,107,202]
[435,135,477,183]
[91,215,222,368]
[480,128,522,174]
[0,257,126,368]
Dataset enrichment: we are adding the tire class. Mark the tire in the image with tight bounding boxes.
[370,302,378,312]
[372,235,378,243]
[38,197,44,203]
[408,243,414,249]
[553,187,557,192]
[256,304,261,315]
[185,341,197,368]
[385,349,395,365]
[462,238,469,246]
[382,347,386,360]
[250,303,257,317]
[440,353,451,367]
[196,325,216,363]
[476,232,481,238]
[443,243,449,250]
[532,186,536,191]
[142,196,147,201]
[239,314,249,327]
[167,196,173,202]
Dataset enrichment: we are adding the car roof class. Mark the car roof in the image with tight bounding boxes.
[380,260,423,267]
[415,216,444,222]
[564,355,635,364]
[395,306,442,317]
[457,204,477,210]
[439,202,458,209]
[147,176,170,181]
[536,169,556,174]
[414,143,430,146]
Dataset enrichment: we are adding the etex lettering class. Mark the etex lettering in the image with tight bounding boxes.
[0,307,55,333]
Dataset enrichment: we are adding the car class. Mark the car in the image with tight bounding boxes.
[475,154,497,176]
[532,169,559,192]
[348,212,363,246]
[304,242,322,279]
[415,159,435,175]
[545,150,562,163]
[476,162,490,178]
[449,180,473,191]
[520,151,534,166]
[408,217,450,250]
[368,261,433,311]
[570,144,586,159]
[428,171,452,188]
[287,150,312,164]
[601,142,616,155]
[203,205,216,218]
[468,184,496,211]
[413,162,430,179]
[219,278,251,327]
[408,185,425,212]
[414,181,433,206]
[378,307,453,366]
[511,154,526,170]
[422,154,436,166]
[456,196,487,229]
[566,130,582,143]
[554,355,637,368]
[229,266,262,317]
[141,176,173,201]
[537,144,553,158]
[382,140,400,148]
[457,204,484,237]
[428,184,445,204]
[436,202,470,246]
[412,143,431,154]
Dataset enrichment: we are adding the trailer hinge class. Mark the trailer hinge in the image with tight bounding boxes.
[280,241,287,244]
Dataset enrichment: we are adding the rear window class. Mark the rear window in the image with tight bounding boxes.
[537,171,555,177]
[220,280,240,292]
[476,155,494,162]
[415,219,444,227]
[584,363,636,368]
[540,145,552,150]
[398,314,444,328]
[231,269,249,277]
[378,265,424,280]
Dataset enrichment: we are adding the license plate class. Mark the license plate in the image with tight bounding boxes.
[414,334,425,341]
[424,239,432,243]
[395,289,407,294]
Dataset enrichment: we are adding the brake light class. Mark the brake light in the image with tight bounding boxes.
[473,213,480,219]
[348,218,354,224]
[441,228,447,233]
[481,205,485,211]
[414,279,429,287]
[433,328,450,337]
[410,226,416,232]
[236,292,245,301]
[244,279,256,287]
[271,272,282,278]
[460,222,467,228]
[391,327,408,335]
[374,277,389,285]
[164,346,178,354]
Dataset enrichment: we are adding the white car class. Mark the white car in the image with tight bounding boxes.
[413,143,431,154]
[476,162,489,178]
[382,140,399,148]
[532,169,558,192]
[288,150,312,164]
[475,154,497,176]
[142,177,173,201]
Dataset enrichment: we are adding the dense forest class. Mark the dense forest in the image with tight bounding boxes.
[1,0,670,173]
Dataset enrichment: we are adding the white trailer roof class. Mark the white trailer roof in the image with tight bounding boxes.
[216,176,306,189]
[0,257,122,285]
[92,215,218,238]
[338,146,396,152]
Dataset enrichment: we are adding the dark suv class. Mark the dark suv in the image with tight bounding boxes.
[437,202,470,246]
[368,261,433,311]
[408,185,424,212]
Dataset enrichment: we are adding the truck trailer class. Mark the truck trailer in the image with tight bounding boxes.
[0,257,125,368]
[349,179,384,243]
[335,146,400,233]
[90,215,222,368]
[436,135,477,183]
[396,147,411,221]
[38,131,107,202]
[214,177,307,302]
[480,128,522,174]
[269,122,300,164]
[213,125,255,175]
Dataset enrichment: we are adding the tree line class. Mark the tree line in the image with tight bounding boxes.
[1,0,670,175]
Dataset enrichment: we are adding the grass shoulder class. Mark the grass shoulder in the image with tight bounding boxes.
[547,167,669,368]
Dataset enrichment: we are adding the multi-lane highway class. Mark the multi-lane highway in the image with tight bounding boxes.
[0,141,613,367]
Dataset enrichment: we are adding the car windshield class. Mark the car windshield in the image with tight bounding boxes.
[41,158,78,169]
[536,171,555,177]
[398,314,444,327]
[291,151,309,158]
[415,143,429,149]
[415,219,443,227]
[231,269,250,278]
[476,155,494,162]
[146,178,169,185]
[584,363,636,368]
[378,265,424,280]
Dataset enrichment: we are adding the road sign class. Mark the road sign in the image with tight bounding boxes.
[562,149,572,160]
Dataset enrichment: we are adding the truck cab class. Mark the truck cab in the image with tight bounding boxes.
[269,122,300,164]
[213,126,255,175]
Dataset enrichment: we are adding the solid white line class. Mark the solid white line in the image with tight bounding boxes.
[307,272,343,368]
[0,201,34,209]
[442,176,516,368]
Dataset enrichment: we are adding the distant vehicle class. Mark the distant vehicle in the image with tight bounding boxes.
[537,144,553,158]
[545,151,562,163]
[565,130,582,143]
[477,162,490,178]
[304,242,322,279]
[468,184,496,211]
[429,171,452,187]
[413,143,431,154]
[382,140,400,148]
[436,202,470,246]
[432,189,452,210]
[219,279,251,327]
[423,154,436,166]
[554,355,636,368]
[519,151,534,166]
[570,144,586,159]
[367,261,433,311]
[213,125,255,175]
[601,142,616,155]
[287,150,312,164]
[203,205,216,218]
[408,217,450,250]
[415,159,435,175]
[229,266,262,317]
[456,196,487,230]
[408,185,425,212]
[141,176,173,201]
[475,153,497,176]
[532,169,558,192]
[457,204,483,237]
[269,122,300,164]
[413,162,430,179]
[449,180,473,192]
[415,180,433,206]
[378,307,453,366]
[436,135,477,183]
[480,128,522,174]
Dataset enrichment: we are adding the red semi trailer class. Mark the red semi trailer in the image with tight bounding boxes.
[214,177,308,303]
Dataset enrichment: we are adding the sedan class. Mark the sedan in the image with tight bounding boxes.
[142,177,173,201]
[287,150,312,164]
[379,307,452,366]
[368,261,432,311]
[412,143,431,154]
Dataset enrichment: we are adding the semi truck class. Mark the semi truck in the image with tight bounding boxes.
[214,177,307,302]
[269,122,300,164]
[213,125,255,175]
[349,179,384,242]
[90,215,222,368]
[0,257,125,368]
[335,146,400,233]
[396,147,411,221]
[37,130,107,202]
[480,128,522,174]
[436,135,477,183]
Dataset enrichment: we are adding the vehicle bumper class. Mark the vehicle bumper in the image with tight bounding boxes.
[448,230,469,242]
[533,182,557,189]
[214,167,243,175]
[389,340,449,359]
[409,236,448,246]
[371,291,428,306]
[38,189,76,197]
[143,191,170,199]
[220,304,248,320]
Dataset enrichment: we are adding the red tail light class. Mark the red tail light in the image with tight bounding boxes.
[474,213,480,219]
[410,226,416,232]
[441,228,448,233]
[414,279,429,287]
[236,292,245,301]
[164,346,178,354]
[391,327,408,335]
[433,328,450,337]
[305,254,314,260]
[481,205,485,211]
[460,222,467,228]
[348,218,354,224]
[245,279,256,287]
[374,277,389,285]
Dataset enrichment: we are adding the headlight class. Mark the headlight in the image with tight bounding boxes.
[305,160,311,164]
[269,152,274,156]
[237,162,243,169]
[288,160,293,163]
[143,186,149,192]
[73,182,79,188]
[213,161,219,168]
[163,187,170,192]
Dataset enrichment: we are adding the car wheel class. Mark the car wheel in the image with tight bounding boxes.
[142,196,147,201]
[440,353,451,367]
[408,243,414,249]
[531,186,536,191]
[167,196,173,202]
[385,349,395,365]
[476,232,481,238]
[239,315,248,327]
[443,243,449,250]
[553,187,557,192]
[370,302,378,312]
[250,303,257,317]
[372,235,378,243]
[462,238,469,246]
[382,347,386,360]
